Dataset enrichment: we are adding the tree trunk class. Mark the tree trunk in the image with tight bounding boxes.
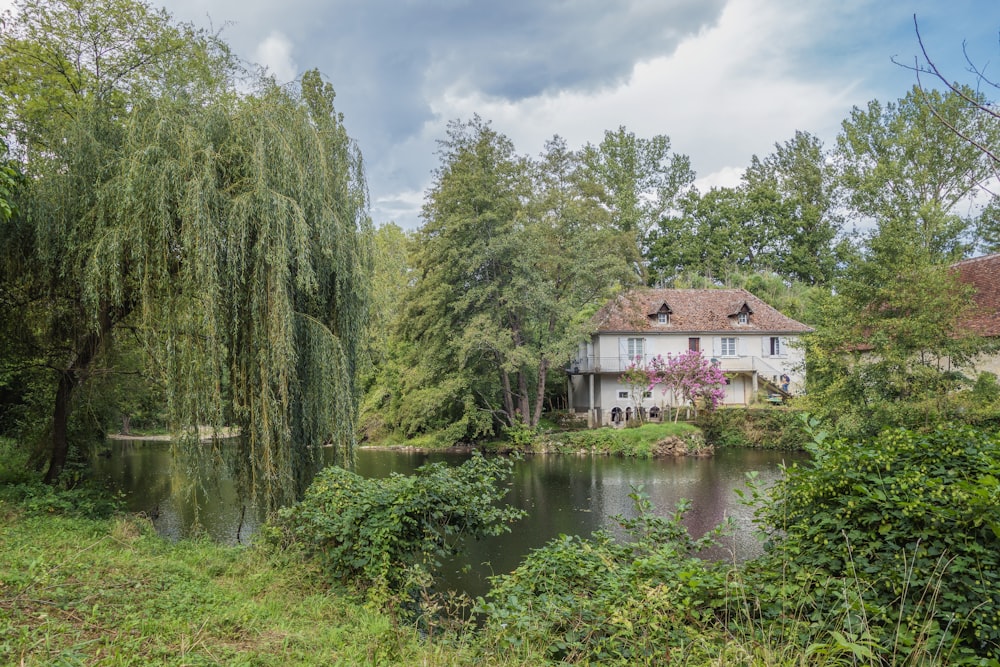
[531,357,549,427]
[499,368,515,426]
[517,371,530,425]
[43,309,111,484]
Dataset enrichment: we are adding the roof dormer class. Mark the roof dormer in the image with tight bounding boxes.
[649,301,672,325]
[731,301,753,325]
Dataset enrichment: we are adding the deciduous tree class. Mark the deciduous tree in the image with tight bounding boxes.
[0,0,371,507]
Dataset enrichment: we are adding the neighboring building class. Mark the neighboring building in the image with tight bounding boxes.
[952,253,1000,376]
[568,288,812,426]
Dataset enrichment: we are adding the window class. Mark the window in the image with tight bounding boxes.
[627,337,645,360]
[769,336,782,356]
[642,391,652,398]
[737,311,749,324]
[657,312,668,324]
[720,337,736,356]
[688,337,700,352]
[617,391,629,399]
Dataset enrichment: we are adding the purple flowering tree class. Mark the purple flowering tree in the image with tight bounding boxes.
[648,350,727,422]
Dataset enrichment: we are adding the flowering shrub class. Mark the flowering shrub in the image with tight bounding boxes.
[648,351,726,421]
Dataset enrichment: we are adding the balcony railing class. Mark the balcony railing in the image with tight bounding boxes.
[568,354,787,379]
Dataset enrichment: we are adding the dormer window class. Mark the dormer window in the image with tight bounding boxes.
[649,301,672,325]
[731,300,753,325]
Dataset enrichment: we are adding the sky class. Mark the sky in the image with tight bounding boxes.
[5,0,999,229]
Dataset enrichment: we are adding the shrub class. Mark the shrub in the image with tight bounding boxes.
[746,424,1000,660]
[476,489,730,665]
[270,453,524,600]
[697,408,808,450]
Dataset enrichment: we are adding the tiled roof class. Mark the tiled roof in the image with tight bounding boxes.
[953,253,1000,337]
[593,288,813,334]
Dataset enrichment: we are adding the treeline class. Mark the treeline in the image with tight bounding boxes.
[363,85,1000,444]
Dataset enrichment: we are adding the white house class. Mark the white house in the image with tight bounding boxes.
[952,253,1000,376]
[568,288,812,425]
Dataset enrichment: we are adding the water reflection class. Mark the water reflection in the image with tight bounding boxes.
[93,441,803,597]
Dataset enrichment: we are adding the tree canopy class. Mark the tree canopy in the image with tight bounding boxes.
[0,0,371,507]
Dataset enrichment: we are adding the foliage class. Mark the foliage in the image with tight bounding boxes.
[476,488,730,665]
[0,480,124,520]
[581,126,695,275]
[647,131,845,288]
[697,408,810,450]
[0,500,488,666]
[837,85,999,258]
[648,350,727,420]
[270,453,525,600]
[388,120,634,440]
[0,0,372,506]
[538,421,702,457]
[972,371,1000,406]
[747,424,1000,660]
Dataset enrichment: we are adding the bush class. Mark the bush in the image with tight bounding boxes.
[697,407,808,450]
[270,453,524,599]
[476,489,730,665]
[747,424,1000,660]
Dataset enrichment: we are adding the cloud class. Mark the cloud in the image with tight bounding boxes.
[253,31,297,83]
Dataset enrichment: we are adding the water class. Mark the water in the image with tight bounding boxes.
[93,441,803,597]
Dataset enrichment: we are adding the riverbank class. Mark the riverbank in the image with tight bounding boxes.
[0,497,483,666]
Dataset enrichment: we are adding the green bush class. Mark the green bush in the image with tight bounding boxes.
[0,480,124,519]
[270,453,524,599]
[476,490,730,665]
[747,424,1000,660]
[697,407,808,449]
[540,422,701,457]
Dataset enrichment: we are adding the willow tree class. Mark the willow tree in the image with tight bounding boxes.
[1,0,371,507]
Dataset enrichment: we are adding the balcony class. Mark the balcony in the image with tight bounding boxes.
[568,354,786,379]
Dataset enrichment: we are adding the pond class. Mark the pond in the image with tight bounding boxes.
[92,441,804,598]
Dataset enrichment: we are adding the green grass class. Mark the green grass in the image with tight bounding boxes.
[0,500,491,666]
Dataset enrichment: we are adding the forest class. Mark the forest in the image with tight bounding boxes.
[2,0,1000,664]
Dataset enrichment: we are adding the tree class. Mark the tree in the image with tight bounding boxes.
[837,85,999,260]
[742,131,844,286]
[905,19,1000,253]
[581,126,695,276]
[648,351,726,421]
[0,0,371,507]
[395,121,633,440]
[648,131,846,288]
[618,359,652,424]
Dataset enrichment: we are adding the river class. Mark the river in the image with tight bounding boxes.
[92,441,804,597]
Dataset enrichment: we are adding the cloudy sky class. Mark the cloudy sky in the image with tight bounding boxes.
[7,0,999,228]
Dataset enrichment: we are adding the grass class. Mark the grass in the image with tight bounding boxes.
[0,500,492,666]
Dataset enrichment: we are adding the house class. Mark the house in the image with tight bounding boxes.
[567,288,812,426]
[952,253,1000,376]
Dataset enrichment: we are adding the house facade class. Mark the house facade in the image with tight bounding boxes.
[568,288,812,426]
[953,253,1000,376]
